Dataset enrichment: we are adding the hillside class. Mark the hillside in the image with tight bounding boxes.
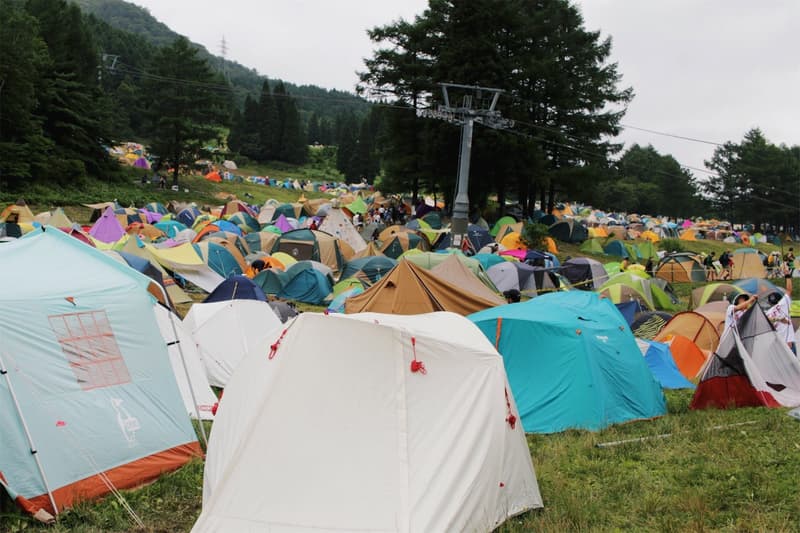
[72,0,370,119]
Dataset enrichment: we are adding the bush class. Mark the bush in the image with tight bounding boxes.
[660,238,686,253]
[521,222,550,249]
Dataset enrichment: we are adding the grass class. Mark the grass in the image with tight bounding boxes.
[3,391,799,532]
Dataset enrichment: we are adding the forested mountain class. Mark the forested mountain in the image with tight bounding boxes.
[71,0,370,120]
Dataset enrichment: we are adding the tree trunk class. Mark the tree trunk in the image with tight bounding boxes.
[547,179,556,214]
[539,186,546,214]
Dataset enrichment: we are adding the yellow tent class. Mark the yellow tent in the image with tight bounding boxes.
[500,231,527,250]
[680,229,697,241]
[640,230,660,242]
[588,227,609,238]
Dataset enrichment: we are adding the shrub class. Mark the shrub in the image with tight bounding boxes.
[521,222,550,249]
[660,238,685,253]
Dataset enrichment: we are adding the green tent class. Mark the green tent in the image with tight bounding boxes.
[490,216,517,236]
[580,238,605,255]
[346,197,367,215]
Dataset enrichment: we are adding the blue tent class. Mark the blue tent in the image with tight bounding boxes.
[204,275,267,303]
[154,220,188,238]
[193,242,243,278]
[615,300,642,326]
[603,240,630,258]
[176,206,201,227]
[340,256,397,284]
[277,263,333,304]
[638,340,695,390]
[473,253,506,271]
[469,291,666,433]
[214,219,243,236]
[326,287,364,313]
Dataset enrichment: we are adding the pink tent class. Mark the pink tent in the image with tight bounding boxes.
[499,249,526,260]
[681,219,693,228]
[89,206,125,243]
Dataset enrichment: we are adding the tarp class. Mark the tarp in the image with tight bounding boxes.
[636,339,696,389]
[193,312,542,532]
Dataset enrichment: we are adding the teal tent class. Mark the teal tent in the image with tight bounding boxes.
[469,291,666,433]
[193,241,243,278]
[0,229,199,518]
[277,262,333,304]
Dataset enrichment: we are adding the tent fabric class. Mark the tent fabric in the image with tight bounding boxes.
[430,254,505,306]
[88,206,125,244]
[340,256,397,285]
[204,275,267,303]
[490,215,518,236]
[486,261,538,296]
[631,311,673,340]
[153,304,219,420]
[183,300,283,388]
[615,300,642,326]
[272,229,347,272]
[559,257,608,290]
[345,260,500,316]
[0,230,200,518]
[691,304,800,409]
[193,241,244,279]
[548,219,588,243]
[655,311,720,354]
[659,334,707,379]
[655,253,706,283]
[469,291,667,433]
[318,208,367,255]
[277,263,334,305]
[636,339,696,389]
[730,250,767,279]
[380,231,428,259]
[691,283,745,308]
[194,312,542,532]
[693,301,728,334]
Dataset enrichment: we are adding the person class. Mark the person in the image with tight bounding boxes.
[767,290,796,355]
[245,259,267,279]
[645,258,655,277]
[704,252,716,281]
[719,250,731,280]
[503,289,521,303]
[309,219,318,231]
[723,293,757,335]
[784,247,795,294]
[371,227,380,242]
[353,212,362,229]
[158,174,167,190]
[620,257,630,271]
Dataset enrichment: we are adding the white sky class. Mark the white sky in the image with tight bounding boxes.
[131,0,800,175]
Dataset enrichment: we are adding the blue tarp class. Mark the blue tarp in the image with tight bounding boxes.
[639,340,696,389]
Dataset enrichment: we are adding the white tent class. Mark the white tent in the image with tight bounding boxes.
[319,207,367,254]
[193,312,542,532]
[153,304,218,420]
[183,300,283,388]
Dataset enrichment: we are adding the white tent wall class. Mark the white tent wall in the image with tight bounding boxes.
[194,312,541,532]
[319,208,367,254]
[183,300,283,388]
[152,305,218,420]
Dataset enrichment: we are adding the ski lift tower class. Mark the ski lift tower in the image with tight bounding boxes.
[417,83,513,248]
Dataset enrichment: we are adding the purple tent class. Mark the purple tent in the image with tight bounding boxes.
[133,157,150,169]
[139,209,163,223]
[88,206,125,243]
[274,214,293,233]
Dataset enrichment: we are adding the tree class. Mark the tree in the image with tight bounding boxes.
[0,0,52,185]
[143,37,229,185]
[360,0,632,214]
[278,97,307,164]
[256,80,278,160]
[228,94,261,159]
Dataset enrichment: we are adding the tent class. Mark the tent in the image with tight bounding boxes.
[272,229,349,272]
[579,238,605,255]
[635,339,696,389]
[340,256,397,285]
[183,300,283,388]
[598,272,679,311]
[380,231,428,259]
[730,249,767,279]
[490,215,517,236]
[345,260,500,316]
[276,261,334,305]
[430,254,505,306]
[658,334,707,379]
[469,291,667,433]
[654,311,720,354]
[0,230,200,519]
[494,222,525,243]
[88,206,125,244]
[603,239,632,259]
[694,301,728,333]
[318,207,367,255]
[691,304,800,409]
[486,261,538,296]
[204,275,267,303]
[548,219,588,243]
[655,253,706,283]
[193,241,244,278]
[194,312,542,532]
[152,304,219,420]
[473,252,506,271]
[631,311,674,339]
[559,257,608,290]
[691,283,745,308]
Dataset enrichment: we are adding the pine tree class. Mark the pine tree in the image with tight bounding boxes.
[307,113,321,145]
[256,80,278,160]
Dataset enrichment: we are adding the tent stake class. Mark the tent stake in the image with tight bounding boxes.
[0,352,59,515]
[596,421,757,448]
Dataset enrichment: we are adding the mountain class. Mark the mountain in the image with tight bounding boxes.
[72,0,369,120]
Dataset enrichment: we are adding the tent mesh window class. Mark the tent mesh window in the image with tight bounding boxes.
[48,310,131,390]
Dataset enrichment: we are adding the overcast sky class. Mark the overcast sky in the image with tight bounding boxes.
[132,0,800,177]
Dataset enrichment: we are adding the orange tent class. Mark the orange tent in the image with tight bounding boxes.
[205,170,222,183]
[662,334,707,379]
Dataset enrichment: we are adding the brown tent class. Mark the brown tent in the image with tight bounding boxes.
[344,260,500,316]
[430,254,505,306]
[654,311,720,353]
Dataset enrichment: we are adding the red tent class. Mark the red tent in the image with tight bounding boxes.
[205,170,222,183]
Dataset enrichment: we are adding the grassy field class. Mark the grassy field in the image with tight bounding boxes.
[3,390,799,532]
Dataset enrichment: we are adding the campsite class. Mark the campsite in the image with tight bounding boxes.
[2,170,800,532]
[4,0,800,531]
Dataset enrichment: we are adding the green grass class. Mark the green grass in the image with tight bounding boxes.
[3,391,799,532]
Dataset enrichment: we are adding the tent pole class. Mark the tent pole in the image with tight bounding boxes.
[0,353,59,515]
[153,285,209,448]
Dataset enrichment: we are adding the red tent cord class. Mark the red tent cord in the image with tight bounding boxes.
[268,329,288,360]
[504,388,517,429]
[410,337,426,374]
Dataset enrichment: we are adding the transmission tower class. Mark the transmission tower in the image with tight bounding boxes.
[417,83,513,247]
[219,36,229,82]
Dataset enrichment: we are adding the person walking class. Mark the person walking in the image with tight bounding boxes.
[767,290,796,355]
[784,247,795,295]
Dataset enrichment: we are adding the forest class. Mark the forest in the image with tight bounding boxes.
[1,0,799,230]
